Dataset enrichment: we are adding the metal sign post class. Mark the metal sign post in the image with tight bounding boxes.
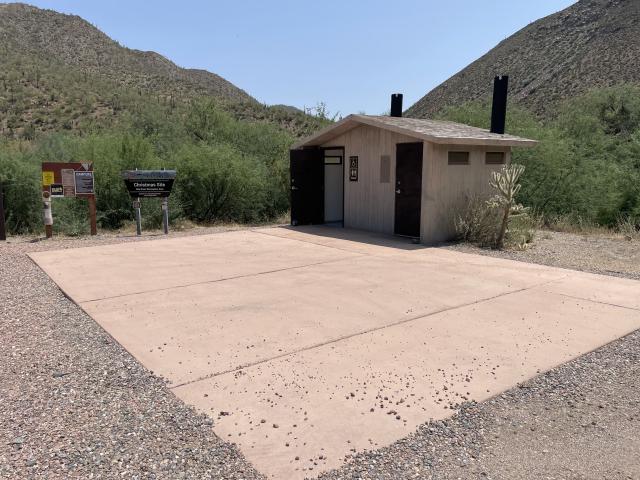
[133,198,142,236]
[122,170,176,236]
[43,191,53,239]
[0,183,6,241]
[162,198,169,235]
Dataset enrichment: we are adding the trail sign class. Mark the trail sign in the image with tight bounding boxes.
[122,170,176,198]
[41,162,97,237]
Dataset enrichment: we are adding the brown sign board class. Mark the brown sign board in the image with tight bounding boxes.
[41,162,97,236]
[41,162,94,197]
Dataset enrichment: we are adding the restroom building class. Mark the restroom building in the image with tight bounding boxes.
[289,77,537,244]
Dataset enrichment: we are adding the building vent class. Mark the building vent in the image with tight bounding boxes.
[390,94,403,117]
[490,76,509,134]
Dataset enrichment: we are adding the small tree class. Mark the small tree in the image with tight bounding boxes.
[488,164,527,249]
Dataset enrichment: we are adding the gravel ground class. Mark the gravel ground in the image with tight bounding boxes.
[446,229,640,280]
[0,227,265,480]
[1,227,639,480]
[318,329,640,480]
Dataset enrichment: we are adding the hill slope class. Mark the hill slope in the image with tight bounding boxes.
[0,3,325,138]
[0,2,253,102]
[406,0,640,118]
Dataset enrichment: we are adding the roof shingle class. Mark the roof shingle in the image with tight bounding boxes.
[293,114,537,149]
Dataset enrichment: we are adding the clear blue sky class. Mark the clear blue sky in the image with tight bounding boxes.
[16,0,575,115]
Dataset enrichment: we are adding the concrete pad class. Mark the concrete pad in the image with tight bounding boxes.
[29,226,640,479]
[175,288,640,478]
[29,229,360,303]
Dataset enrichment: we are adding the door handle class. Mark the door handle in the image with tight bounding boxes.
[396,189,401,194]
[291,186,299,191]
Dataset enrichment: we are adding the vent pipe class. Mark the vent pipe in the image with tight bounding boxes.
[390,94,403,117]
[490,75,509,134]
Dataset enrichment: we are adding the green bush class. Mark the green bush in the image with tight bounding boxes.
[0,149,41,234]
[441,85,640,227]
[0,100,293,235]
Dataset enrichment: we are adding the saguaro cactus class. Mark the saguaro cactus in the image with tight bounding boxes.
[488,164,526,249]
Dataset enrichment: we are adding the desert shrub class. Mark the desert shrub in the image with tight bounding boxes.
[616,215,640,241]
[507,212,540,250]
[175,143,271,223]
[50,197,91,236]
[0,151,41,233]
[455,165,535,250]
[454,196,501,247]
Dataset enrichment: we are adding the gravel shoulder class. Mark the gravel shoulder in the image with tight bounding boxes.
[2,227,639,480]
[445,229,640,280]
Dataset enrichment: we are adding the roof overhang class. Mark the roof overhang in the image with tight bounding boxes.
[292,114,538,149]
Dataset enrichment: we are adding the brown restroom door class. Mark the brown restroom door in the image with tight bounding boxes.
[394,142,423,237]
[290,148,324,225]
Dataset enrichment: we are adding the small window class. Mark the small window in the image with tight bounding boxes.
[485,152,506,165]
[380,155,391,183]
[448,151,470,165]
[324,148,343,165]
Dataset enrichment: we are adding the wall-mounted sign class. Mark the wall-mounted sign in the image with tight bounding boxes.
[122,170,177,198]
[61,169,76,197]
[42,171,55,186]
[74,171,95,195]
[349,156,359,182]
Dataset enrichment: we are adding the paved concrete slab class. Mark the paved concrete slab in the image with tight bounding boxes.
[29,226,640,479]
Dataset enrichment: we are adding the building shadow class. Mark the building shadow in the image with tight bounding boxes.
[279,224,431,251]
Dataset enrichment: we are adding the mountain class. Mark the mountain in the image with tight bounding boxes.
[0,3,324,138]
[406,0,640,118]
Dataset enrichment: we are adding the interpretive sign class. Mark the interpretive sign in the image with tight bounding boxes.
[122,170,177,198]
[122,169,177,236]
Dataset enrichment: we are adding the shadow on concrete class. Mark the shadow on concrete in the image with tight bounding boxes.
[279,224,431,251]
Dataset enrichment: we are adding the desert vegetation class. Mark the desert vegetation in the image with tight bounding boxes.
[0,99,308,235]
[445,84,640,246]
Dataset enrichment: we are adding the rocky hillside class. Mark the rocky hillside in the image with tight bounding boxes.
[0,3,252,102]
[0,3,325,138]
[406,0,640,118]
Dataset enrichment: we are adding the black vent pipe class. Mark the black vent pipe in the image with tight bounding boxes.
[490,76,509,134]
[390,94,403,117]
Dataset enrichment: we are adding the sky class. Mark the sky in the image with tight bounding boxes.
[13,0,576,116]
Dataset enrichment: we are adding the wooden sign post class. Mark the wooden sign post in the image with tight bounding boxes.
[41,162,97,238]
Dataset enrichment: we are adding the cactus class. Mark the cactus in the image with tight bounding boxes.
[487,164,526,249]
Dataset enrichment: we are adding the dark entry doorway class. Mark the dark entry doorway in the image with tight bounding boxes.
[290,148,324,225]
[394,142,423,237]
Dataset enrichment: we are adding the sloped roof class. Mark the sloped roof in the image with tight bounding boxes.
[292,114,537,149]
